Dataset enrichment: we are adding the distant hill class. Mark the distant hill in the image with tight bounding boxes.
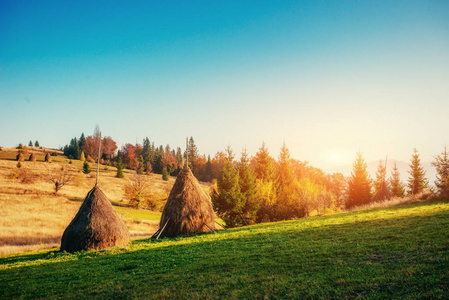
[326,159,437,186]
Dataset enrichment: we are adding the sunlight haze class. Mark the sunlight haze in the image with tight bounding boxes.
[1,1,448,169]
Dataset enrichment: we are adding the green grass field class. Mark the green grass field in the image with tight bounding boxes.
[1,200,448,299]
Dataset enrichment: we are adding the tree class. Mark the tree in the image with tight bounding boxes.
[254,142,275,182]
[137,156,145,175]
[373,160,390,201]
[46,164,74,194]
[237,148,258,223]
[83,161,91,174]
[347,152,372,208]
[116,158,124,178]
[34,140,40,147]
[125,174,154,209]
[80,151,86,162]
[187,137,199,174]
[432,146,449,199]
[407,148,428,195]
[28,140,33,147]
[274,142,297,220]
[389,162,405,198]
[78,133,86,150]
[102,136,117,161]
[162,167,169,181]
[212,147,244,227]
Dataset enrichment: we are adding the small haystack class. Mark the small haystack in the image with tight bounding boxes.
[29,153,36,162]
[60,186,129,252]
[44,153,51,163]
[16,152,24,162]
[159,167,215,237]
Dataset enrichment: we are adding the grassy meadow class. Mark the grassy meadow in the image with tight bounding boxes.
[0,147,180,255]
[1,199,448,298]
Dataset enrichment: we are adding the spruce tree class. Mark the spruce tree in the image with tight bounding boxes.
[212,148,244,227]
[389,162,405,198]
[187,137,199,173]
[205,155,213,182]
[162,167,169,181]
[238,148,258,223]
[116,158,124,178]
[254,142,275,182]
[83,161,91,174]
[347,152,372,208]
[407,148,428,195]
[34,140,40,147]
[78,133,86,150]
[432,146,449,199]
[373,160,390,201]
[275,142,297,219]
[28,140,33,147]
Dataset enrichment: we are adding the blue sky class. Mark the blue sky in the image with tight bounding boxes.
[1,1,448,169]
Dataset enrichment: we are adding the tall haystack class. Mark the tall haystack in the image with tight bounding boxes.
[44,153,51,163]
[60,185,129,252]
[159,167,215,237]
[29,153,36,162]
[16,152,24,162]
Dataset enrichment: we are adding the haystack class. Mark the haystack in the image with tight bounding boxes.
[44,153,51,163]
[16,152,24,162]
[29,153,36,162]
[60,186,129,252]
[159,167,215,237]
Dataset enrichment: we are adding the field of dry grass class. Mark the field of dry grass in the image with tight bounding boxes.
[0,148,185,255]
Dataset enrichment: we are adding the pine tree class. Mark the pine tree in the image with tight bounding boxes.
[212,148,244,227]
[389,162,405,198]
[28,140,33,147]
[116,158,124,178]
[204,155,213,182]
[162,167,169,181]
[347,152,372,208]
[83,161,91,174]
[275,142,297,219]
[78,133,86,150]
[238,148,258,223]
[187,137,199,173]
[432,146,449,199]
[373,160,390,201]
[254,142,275,182]
[34,140,40,147]
[407,148,428,195]
[137,155,144,175]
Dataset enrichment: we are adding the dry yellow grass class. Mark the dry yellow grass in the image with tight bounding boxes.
[0,154,180,255]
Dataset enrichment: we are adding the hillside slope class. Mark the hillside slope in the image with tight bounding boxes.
[1,200,448,299]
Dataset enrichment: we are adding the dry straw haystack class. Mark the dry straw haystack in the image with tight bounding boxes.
[16,152,24,162]
[44,153,52,163]
[60,186,129,252]
[29,153,36,162]
[159,167,215,237]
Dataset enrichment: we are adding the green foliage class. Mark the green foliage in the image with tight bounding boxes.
[389,162,405,198]
[213,150,244,227]
[373,160,391,201]
[187,136,199,173]
[347,152,372,208]
[254,142,275,182]
[116,158,124,178]
[162,168,169,181]
[28,140,33,146]
[137,156,144,175]
[407,148,428,195]
[432,146,449,199]
[82,161,91,174]
[237,148,258,224]
[34,140,39,147]
[1,201,448,299]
